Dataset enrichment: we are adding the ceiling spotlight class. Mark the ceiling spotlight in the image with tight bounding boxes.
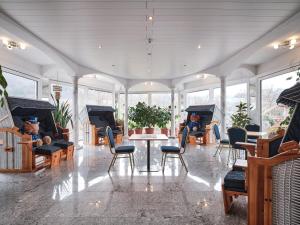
[148,16,153,21]
[98,44,102,49]
[2,38,27,50]
[150,82,153,86]
[197,45,201,49]
[272,38,298,50]
[273,43,279,50]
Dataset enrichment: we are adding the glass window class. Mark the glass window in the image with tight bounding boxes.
[151,93,171,108]
[261,71,298,130]
[186,90,209,106]
[213,88,221,109]
[87,89,113,106]
[3,72,37,99]
[128,94,148,107]
[226,83,247,127]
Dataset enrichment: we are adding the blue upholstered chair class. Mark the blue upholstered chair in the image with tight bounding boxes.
[106,126,135,172]
[222,166,247,214]
[160,126,189,172]
[245,124,260,144]
[213,124,229,156]
[227,127,247,165]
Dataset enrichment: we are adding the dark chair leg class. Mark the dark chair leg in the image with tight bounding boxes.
[179,154,188,172]
[112,154,118,166]
[129,153,133,172]
[213,143,221,156]
[108,154,117,172]
[131,153,135,165]
[161,153,164,166]
[162,153,167,173]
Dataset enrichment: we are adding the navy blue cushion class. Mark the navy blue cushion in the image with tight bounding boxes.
[224,170,246,193]
[247,139,257,144]
[161,146,180,153]
[220,139,229,144]
[181,126,189,148]
[52,139,73,149]
[115,145,135,153]
[34,145,61,155]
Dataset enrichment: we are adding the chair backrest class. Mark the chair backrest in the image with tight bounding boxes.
[106,126,115,152]
[228,127,247,149]
[245,124,260,139]
[213,124,221,141]
[181,126,189,150]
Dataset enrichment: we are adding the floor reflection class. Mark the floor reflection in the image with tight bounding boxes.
[0,140,247,225]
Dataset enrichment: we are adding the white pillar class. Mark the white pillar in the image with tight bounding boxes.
[114,90,120,119]
[220,76,226,136]
[170,88,175,137]
[124,87,129,137]
[73,76,80,148]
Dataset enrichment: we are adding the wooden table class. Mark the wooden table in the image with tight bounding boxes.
[129,134,168,172]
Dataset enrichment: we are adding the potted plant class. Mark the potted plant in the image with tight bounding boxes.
[51,94,73,129]
[144,104,158,134]
[128,102,145,134]
[128,120,135,136]
[231,101,251,128]
[156,107,171,136]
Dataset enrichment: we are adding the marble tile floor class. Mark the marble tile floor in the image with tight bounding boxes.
[0,139,247,225]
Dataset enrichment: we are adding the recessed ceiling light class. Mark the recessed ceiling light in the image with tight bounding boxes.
[148,16,153,21]
[273,43,279,50]
[197,45,201,49]
[98,44,102,49]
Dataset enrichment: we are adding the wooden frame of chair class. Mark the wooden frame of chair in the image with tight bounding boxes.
[106,126,134,173]
[91,124,123,146]
[0,127,62,172]
[162,127,189,173]
[247,142,300,225]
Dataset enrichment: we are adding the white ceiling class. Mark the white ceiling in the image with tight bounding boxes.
[0,0,300,79]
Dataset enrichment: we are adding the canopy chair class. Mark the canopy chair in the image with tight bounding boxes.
[223,82,300,225]
[178,104,216,145]
[0,97,74,172]
[80,105,122,145]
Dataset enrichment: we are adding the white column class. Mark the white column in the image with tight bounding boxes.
[73,76,79,148]
[220,76,226,136]
[114,90,120,119]
[170,88,175,137]
[124,87,129,137]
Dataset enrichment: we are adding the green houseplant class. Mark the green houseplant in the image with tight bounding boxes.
[0,66,8,107]
[128,102,146,134]
[156,107,171,136]
[231,101,251,128]
[128,120,136,136]
[51,95,73,129]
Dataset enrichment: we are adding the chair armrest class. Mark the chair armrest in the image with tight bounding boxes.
[236,142,256,156]
[279,141,300,153]
[18,140,36,145]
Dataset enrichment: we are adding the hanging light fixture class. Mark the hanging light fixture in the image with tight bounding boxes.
[273,38,298,50]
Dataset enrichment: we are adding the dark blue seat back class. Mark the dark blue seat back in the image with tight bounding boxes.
[245,124,260,139]
[106,126,115,148]
[181,126,189,149]
[269,136,284,157]
[228,127,247,149]
[213,124,221,141]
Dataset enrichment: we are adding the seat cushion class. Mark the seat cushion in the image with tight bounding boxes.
[247,138,257,144]
[224,170,246,193]
[189,131,204,137]
[220,139,229,144]
[115,145,135,153]
[52,139,74,149]
[161,146,180,153]
[34,145,61,155]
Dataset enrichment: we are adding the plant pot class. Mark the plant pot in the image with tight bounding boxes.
[161,128,169,136]
[145,128,154,134]
[135,128,143,134]
[128,129,134,136]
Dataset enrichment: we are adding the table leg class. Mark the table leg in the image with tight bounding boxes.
[147,140,150,171]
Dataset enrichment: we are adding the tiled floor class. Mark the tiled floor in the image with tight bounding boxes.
[0,139,247,225]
